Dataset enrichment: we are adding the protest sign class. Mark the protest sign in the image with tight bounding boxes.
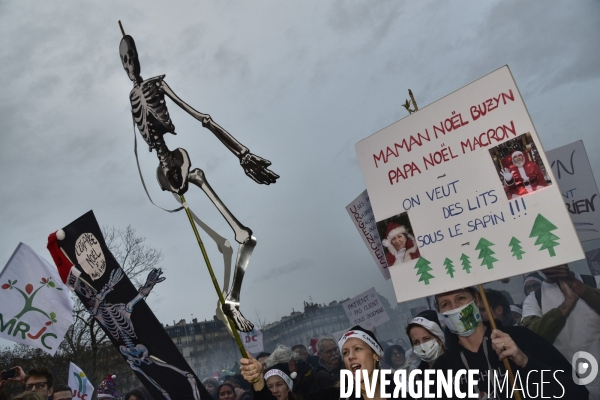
[342,287,389,329]
[332,327,351,343]
[0,243,73,355]
[547,140,600,242]
[68,362,94,400]
[356,66,584,302]
[585,248,600,276]
[346,190,390,280]
[241,328,264,354]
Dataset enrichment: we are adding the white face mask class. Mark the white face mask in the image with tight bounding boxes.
[441,300,482,337]
[413,339,442,363]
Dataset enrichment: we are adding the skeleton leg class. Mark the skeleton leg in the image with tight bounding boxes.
[149,355,202,400]
[188,168,255,332]
[125,359,172,400]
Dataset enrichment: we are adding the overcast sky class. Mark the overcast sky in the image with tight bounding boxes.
[1,1,599,347]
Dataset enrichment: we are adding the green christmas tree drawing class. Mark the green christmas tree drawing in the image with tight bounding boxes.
[509,237,526,260]
[443,258,456,278]
[475,237,498,269]
[460,253,472,274]
[414,257,435,285]
[529,214,560,257]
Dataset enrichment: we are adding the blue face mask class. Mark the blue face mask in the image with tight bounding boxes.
[441,300,482,337]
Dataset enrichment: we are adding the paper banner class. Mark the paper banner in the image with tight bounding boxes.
[546,140,600,242]
[346,190,390,280]
[355,66,584,303]
[342,287,390,329]
[0,243,73,356]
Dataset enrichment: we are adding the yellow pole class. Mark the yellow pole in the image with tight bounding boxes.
[180,197,248,359]
[478,284,522,400]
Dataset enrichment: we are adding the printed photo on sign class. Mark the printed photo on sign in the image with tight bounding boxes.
[376,211,420,267]
[488,132,552,200]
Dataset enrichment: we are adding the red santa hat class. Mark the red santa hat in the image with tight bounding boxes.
[381,222,407,248]
[511,150,524,160]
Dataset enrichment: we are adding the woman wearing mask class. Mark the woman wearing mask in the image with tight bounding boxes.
[406,310,445,369]
[432,287,588,399]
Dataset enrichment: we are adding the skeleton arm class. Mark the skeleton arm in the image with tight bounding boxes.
[126,268,165,312]
[160,80,279,184]
[159,81,249,157]
[91,269,124,315]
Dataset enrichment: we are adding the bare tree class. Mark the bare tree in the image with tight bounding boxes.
[253,309,271,330]
[59,225,163,390]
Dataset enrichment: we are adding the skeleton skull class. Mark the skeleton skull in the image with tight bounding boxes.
[119,35,141,82]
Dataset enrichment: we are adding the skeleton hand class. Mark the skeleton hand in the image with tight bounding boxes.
[98,269,124,300]
[240,153,279,185]
[501,168,514,183]
[139,268,166,297]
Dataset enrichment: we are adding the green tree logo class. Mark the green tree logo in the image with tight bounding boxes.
[529,214,560,257]
[475,237,497,270]
[1,277,62,322]
[414,257,435,285]
[443,258,456,278]
[509,237,526,260]
[460,253,472,274]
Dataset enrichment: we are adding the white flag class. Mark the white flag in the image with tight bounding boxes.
[68,362,94,400]
[0,243,74,355]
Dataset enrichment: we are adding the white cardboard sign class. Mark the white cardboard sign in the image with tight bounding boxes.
[356,66,584,303]
[240,328,264,354]
[546,140,600,242]
[346,190,390,280]
[342,287,390,329]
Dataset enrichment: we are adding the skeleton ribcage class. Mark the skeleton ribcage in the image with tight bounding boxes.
[130,75,175,152]
[97,303,137,342]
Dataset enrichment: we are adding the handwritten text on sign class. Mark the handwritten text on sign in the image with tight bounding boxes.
[342,287,390,329]
[547,140,600,242]
[356,66,584,303]
[346,191,390,280]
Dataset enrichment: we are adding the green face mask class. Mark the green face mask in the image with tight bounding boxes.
[441,300,482,337]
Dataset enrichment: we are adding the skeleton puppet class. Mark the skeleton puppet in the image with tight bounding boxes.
[119,34,278,332]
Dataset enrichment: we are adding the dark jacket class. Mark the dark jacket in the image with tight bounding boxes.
[433,321,588,399]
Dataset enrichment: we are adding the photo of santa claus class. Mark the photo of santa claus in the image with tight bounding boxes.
[376,213,420,267]
[489,132,552,200]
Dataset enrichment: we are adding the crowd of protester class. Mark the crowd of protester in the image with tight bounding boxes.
[1,263,598,399]
[0,366,151,400]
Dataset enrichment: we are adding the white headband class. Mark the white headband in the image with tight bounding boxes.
[407,316,445,344]
[337,329,383,357]
[264,369,293,391]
